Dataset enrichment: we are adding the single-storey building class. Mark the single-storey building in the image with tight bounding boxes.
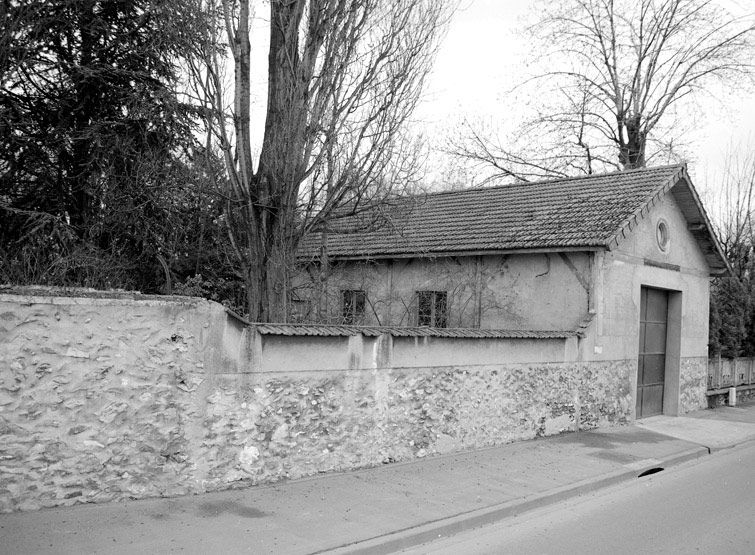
[297,164,729,418]
[0,166,731,512]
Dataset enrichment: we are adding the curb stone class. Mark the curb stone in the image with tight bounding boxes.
[320,446,708,555]
[708,435,755,453]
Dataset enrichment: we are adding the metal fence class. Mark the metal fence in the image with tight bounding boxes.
[707,357,755,391]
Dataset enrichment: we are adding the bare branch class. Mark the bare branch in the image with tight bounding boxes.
[453,0,755,178]
[190,0,455,321]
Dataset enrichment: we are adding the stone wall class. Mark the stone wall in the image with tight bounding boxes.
[0,292,225,512]
[679,357,709,413]
[1,292,632,513]
[197,359,633,491]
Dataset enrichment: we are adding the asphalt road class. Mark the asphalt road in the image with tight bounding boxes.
[402,442,755,554]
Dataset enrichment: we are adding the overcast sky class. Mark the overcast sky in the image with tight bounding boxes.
[243,0,755,200]
[416,0,755,195]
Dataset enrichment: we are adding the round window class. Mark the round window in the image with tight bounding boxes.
[656,219,669,252]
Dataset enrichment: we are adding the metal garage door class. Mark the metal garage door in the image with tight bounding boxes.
[637,287,668,418]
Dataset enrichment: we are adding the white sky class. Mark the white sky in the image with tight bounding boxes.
[415,0,755,195]
[242,0,755,205]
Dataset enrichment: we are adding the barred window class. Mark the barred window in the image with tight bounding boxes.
[417,291,447,327]
[342,289,366,324]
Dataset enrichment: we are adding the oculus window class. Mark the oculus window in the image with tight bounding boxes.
[656,219,670,252]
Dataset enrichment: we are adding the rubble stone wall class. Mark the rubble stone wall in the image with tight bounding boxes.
[1,292,632,513]
[0,292,225,512]
[679,357,709,413]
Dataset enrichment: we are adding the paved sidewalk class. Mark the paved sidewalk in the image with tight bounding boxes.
[636,403,755,450]
[2,403,755,555]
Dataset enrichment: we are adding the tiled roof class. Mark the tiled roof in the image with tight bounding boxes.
[298,165,718,263]
[252,322,576,339]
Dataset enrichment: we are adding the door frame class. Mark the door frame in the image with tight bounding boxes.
[636,285,682,418]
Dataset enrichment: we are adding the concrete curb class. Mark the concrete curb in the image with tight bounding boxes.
[320,446,708,555]
[708,435,755,453]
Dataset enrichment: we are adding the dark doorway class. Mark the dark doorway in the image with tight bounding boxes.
[637,287,668,418]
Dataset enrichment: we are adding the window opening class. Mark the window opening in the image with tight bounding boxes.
[417,291,447,327]
[342,290,366,325]
[656,219,670,252]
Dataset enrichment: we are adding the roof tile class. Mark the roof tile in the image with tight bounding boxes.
[299,165,684,259]
[253,323,576,339]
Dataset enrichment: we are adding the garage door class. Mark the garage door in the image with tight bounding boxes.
[637,287,668,418]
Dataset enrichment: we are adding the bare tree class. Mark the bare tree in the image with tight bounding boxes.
[705,144,755,355]
[452,0,755,181]
[189,0,453,321]
[707,146,755,278]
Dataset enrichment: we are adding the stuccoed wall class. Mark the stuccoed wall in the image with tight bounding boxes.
[0,292,226,512]
[588,192,711,363]
[295,252,590,330]
[581,191,713,415]
[1,292,630,513]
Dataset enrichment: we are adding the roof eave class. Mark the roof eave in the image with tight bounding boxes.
[673,168,732,276]
[299,245,607,263]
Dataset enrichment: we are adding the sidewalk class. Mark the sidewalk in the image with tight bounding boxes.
[3,403,755,555]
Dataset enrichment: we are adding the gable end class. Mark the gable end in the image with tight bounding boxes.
[605,166,729,276]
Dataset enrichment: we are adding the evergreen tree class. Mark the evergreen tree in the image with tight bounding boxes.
[0,0,221,293]
[709,276,750,358]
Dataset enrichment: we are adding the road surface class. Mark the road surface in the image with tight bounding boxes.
[403,442,755,554]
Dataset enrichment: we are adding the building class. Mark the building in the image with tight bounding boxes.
[297,164,729,418]
[0,167,731,512]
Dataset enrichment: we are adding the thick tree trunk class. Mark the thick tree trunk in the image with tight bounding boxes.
[619,115,646,170]
[212,0,447,323]
[265,243,289,322]
[242,191,291,322]
[244,0,310,323]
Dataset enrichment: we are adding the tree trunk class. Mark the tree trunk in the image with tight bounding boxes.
[242,192,291,322]
[245,256,274,323]
[206,0,450,323]
[265,243,289,322]
[619,115,646,170]
[245,0,310,323]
